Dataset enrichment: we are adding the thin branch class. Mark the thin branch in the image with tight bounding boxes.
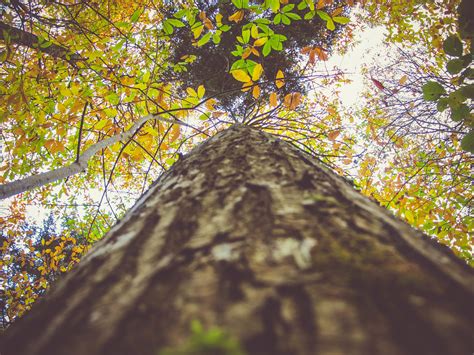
[0,113,182,199]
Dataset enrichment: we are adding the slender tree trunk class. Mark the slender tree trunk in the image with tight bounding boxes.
[2,125,473,355]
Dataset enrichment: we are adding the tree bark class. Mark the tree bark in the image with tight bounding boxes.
[2,125,473,355]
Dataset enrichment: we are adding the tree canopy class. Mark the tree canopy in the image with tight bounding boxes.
[0,0,472,327]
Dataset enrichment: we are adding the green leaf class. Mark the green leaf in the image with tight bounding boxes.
[304,11,315,20]
[443,35,463,57]
[282,4,295,12]
[297,1,307,10]
[274,13,282,25]
[446,59,464,74]
[326,19,335,31]
[451,104,470,122]
[168,19,185,28]
[460,84,474,99]
[262,41,272,56]
[461,130,474,153]
[333,16,350,24]
[130,9,142,23]
[163,21,173,35]
[317,10,331,21]
[197,32,212,46]
[242,29,250,44]
[422,81,445,101]
[286,12,301,20]
[282,14,291,25]
[436,98,449,112]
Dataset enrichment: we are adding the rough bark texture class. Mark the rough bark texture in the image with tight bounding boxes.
[2,125,473,355]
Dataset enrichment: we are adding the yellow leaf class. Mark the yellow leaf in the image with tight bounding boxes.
[276,70,285,89]
[216,13,223,26]
[399,75,408,85]
[252,85,261,99]
[186,87,197,97]
[269,92,278,107]
[254,37,267,47]
[251,24,259,39]
[192,24,204,39]
[95,118,109,130]
[231,69,251,83]
[252,64,263,81]
[229,10,244,23]
[197,85,205,99]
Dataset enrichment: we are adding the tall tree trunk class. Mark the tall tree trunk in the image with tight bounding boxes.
[2,125,473,355]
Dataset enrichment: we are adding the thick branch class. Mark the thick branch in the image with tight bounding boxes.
[0,114,178,199]
[0,21,83,63]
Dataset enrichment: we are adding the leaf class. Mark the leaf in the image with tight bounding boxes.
[461,130,474,153]
[262,41,272,56]
[231,69,251,82]
[229,10,244,23]
[168,19,185,28]
[371,78,385,91]
[316,10,331,21]
[252,85,261,99]
[399,75,408,85]
[192,24,204,39]
[170,124,180,143]
[328,130,340,141]
[197,85,205,99]
[254,37,267,47]
[326,18,335,31]
[283,92,301,109]
[251,64,263,81]
[422,81,446,101]
[269,92,278,107]
[130,9,142,23]
[333,16,350,24]
[95,119,109,130]
[443,35,463,57]
[186,87,198,97]
[197,32,212,46]
[446,59,464,74]
[275,70,285,88]
[451,104,470,122]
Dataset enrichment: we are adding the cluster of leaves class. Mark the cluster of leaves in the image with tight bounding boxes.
[159,0,350,116]
[1,212,91,328]
[422,35,473,152]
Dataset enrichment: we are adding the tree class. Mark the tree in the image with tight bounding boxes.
[1,0,473,333]
[2,125,473,355]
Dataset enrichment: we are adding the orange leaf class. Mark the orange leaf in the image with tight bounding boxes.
[229,10,244,23]
[331,7,343,16]
[269,92,278,107]
[314,47,328,61]
[328,130,341,141]
[252,85,261,99]
[170,124,180,143]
